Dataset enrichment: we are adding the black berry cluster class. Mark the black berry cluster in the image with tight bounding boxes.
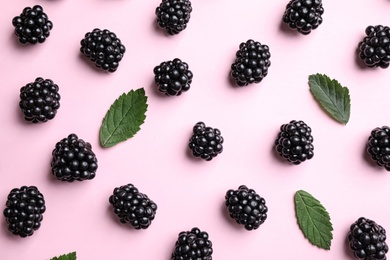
[109,184,158,230]
[171,227,213,260]
[367,126,390,171]
[348,217,388,260]
[282,0,324,35]
[153,58,193,96]
[156,0,192,35]
[51,134,98,182]
[12,5,53,44]
[80,28,126,72]
[358,25,390,69]
[3,186,46,238]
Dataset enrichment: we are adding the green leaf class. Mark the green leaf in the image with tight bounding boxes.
[308,73,351,125]
[50,252,76,260]
[294,190,333,250]
[100,88,148,148]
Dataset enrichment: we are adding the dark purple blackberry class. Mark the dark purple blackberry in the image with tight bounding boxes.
[367,126,390,170]
[51,134,98,182]
[348,217,388,260]
[275,120,314,165]
[156,0,192,35]
[358,25,390,69]
[19,77,60,123]
[230,39,271,87]
[188,122,224,161]
[225,185,268,231]
[80,28,126,72]
[282,0,324,35]
[171,227,213,260]
[153,58,193,96]
[3,186,46,237]
[109,184,157,230]
[12,5,53,44]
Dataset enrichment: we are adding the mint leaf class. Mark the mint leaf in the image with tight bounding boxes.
[50,252,76,260]
[100,88,148,148]
[308,73,351,125]
[294,190,333,250]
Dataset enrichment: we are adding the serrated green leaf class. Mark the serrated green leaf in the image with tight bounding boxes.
[100,88,148,148]
[50,252,76,260]
[308,74,351,125]
[294,190,333,250]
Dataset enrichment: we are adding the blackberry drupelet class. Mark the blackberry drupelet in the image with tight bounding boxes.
[51,134,98,182]
[225,185,268,231]
[367,126,390,170]
[12,5,53,44]
[3,186,46,237]
[80,28,126,72]
[109,184,157,229]
[282,0,324,35]
[153,58,193,96]
[156,0,192,35]
[230,39,271,87]
[358,25,390,69]
[188,122,224,161]
[348,217,388,260]
[19,77,60,123]
[275,120,314,165]
[171,227,213,260]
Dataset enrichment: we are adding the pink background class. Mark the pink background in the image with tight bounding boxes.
[1,0,390,259]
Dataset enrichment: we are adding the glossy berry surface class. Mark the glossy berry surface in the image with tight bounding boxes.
[282,0,324,35]
[275,120,314,165]
[171,227,213,260]
[156,0,192,35]
[12,5,53,44]
[80,28,126,72]
[109,184,157,230]
[358,25,390,69]
[348,217,388,260]
[367,126,390,170]
[51,134,98,182]
[225,185,268,231]
[231,39,271,87]
[3,186,46,237]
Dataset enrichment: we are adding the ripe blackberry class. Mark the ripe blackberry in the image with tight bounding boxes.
[3,186,46,237]
[225,185,268,231]
[51,134,98,182]
[230,39,271,87]
[275,120,314,165]
[109,184,157,229]
[19,77,60,123]
[80,28,126,72]
[358,25,390,69]
[188,122,224,161]
[171,227,213,260]
[12,5,53,44]
[153,58,193,96]
[367,126,390,170]
[282,0,324,35]
[156,0,192,35]
[348,217,388,260]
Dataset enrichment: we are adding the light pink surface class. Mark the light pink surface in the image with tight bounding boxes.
[1,0,390,259]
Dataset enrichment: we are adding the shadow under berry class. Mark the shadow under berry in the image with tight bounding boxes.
[343,229,356,259]
[362,140,384,172]
[220,201,243,231]
[106,204,137,232]
[354,47,371,70]
[78,52,113,75]
[278,19,301,37]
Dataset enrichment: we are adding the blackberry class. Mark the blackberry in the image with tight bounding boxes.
[51,134,98,182]
[230,39,271,87]
[19,77,60,123]
[12,5,53,44]
[3,186,46,237]
[109,184,157,229]
[188,122,224,161]
[225,185,268,231]
[358,25,390,69]
[348,217,388,260]
[275,120,314,165]
[153,58,193,96]
[80,28,126,72]
[171,227,213,260]
[367,126,390,170]
[282,0,324,35]
[156,0,192,35]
